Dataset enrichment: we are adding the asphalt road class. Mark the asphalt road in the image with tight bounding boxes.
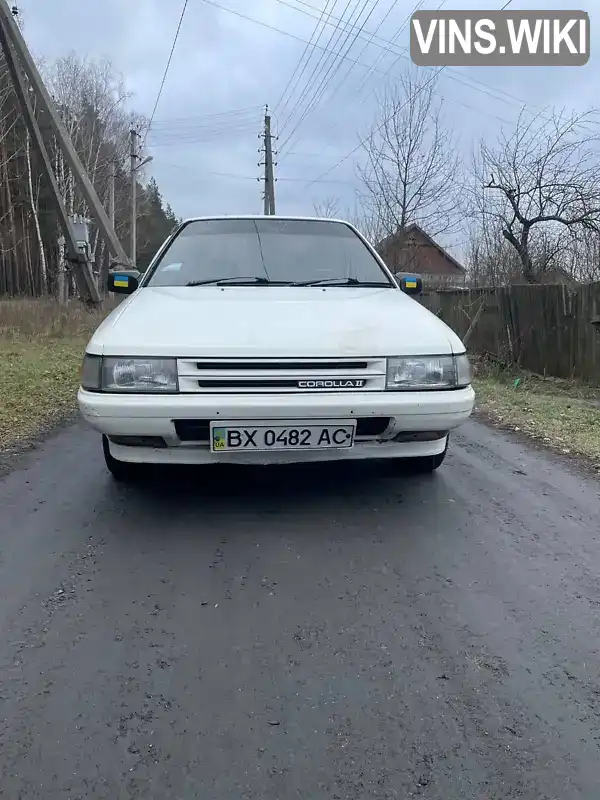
[0,419,599,799]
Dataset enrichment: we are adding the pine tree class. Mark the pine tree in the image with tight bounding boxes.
[136,178,180,271]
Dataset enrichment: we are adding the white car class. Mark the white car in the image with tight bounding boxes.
[77,216,475,481]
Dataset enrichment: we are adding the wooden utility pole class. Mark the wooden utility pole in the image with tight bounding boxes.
[265,111,276,215]
[263,134,270,217]
[109,159,116,227]
[130,129,137,264]
[129,132,153,265]
[0,0,131,304]
[260,106,276,215]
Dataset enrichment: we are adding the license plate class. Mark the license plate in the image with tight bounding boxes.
[210,419,356,453]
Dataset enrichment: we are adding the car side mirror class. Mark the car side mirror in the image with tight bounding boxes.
[398,274,422,295]
[107,269,141,295]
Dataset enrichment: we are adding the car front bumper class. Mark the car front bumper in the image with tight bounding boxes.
[77,386,475,465]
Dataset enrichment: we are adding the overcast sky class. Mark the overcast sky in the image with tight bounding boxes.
[21,0,598,256]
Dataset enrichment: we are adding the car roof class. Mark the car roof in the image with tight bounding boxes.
[180,215,353,225]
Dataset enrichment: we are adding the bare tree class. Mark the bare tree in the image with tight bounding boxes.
[357,70,461,242]
[42,53,146,289]
[475,108,600,283]
[465,213,569,287]
[0,50,172,298]
[560,226,600,283]
[311,196,386,249]
[312,196,340,218]
[348,206,385,246]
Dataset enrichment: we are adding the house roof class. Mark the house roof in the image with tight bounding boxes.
[378,223,465,274]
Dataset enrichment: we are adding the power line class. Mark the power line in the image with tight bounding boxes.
[280,0,405,157]
[279,0,544,153]
[278,0,360,138]
[148,121,260,139]
[151,106,262,126]
[278,0,379,153]
[280,0,431,158]
[349,0,428,102]
[142,0,189,148]
[269,0,545,114]
[150,120,257,131]
[157,163,355,184]
[198,0,546,133]
[305,65,445,188]
[149,121,260,135]
[304,0,517,188]
[321,0,402,104]
[147,131,258,146]
[147,122,259,144]
[273,0,335,120]
[158,165,258,179]
[279,0,373,141]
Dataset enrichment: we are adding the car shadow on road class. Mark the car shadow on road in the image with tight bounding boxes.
[104,458,446,521]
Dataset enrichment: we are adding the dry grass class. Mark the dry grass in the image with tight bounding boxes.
[0,297,116,451]
[0,297,114,340]
[473,359,600,469]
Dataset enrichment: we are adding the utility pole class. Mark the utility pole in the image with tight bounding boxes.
[263,127,270,218]
[129,130,153,265]
[130,129,137,264]
[265,110,276,215]
[109,159,116,227]
[259,106,276,215]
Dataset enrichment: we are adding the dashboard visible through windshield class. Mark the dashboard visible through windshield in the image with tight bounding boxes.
[143,218,395,288]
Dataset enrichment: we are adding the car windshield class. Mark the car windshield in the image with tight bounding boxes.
[143,218,394,287]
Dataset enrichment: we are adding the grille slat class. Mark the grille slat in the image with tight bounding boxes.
[177,357,386,393]
[194,360,368,371]
[198,379,305,389]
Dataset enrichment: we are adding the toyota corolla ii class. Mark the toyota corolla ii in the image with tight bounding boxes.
[77,216,475,480]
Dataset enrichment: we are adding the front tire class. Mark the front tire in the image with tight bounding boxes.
[407,436,449,473]
[102,435,143,482]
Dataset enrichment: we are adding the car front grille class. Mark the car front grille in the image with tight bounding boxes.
[176,357,386,393]
[173,417,392,442]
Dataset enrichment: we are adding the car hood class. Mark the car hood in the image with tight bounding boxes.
[87,286,465,357]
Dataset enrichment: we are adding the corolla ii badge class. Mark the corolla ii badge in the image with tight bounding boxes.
[297,379,366,389]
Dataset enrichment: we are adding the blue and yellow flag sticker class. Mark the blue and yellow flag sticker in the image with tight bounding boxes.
[212,428,226,449]
[404,278,418,288]
[113,274,129,288]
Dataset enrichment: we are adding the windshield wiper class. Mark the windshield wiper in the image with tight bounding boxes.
[185,275,390,288]
[186,276,291,286]
[293,276,390,287]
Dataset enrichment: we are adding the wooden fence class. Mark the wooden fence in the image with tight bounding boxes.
[419,283,600,383]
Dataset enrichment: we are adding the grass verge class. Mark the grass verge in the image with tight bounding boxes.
[0,298,113,452]
[473,359,600,470]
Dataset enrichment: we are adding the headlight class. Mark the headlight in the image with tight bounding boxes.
[80,354,178,392]
[386,354,471,390]
[102,357,178,392]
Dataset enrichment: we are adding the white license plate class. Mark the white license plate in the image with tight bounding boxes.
[210,420,356,453]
